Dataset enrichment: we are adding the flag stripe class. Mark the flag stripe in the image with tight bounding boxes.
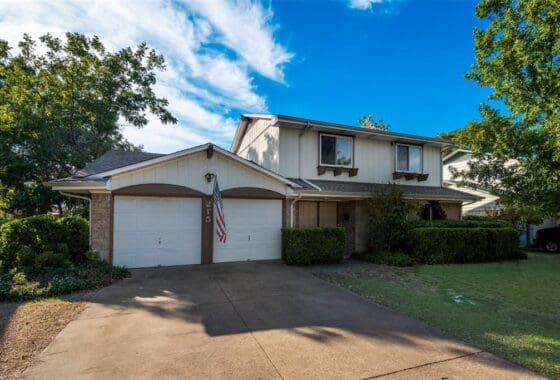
[213,180,227,243]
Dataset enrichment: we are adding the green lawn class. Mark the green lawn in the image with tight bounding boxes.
[331,253,560,379]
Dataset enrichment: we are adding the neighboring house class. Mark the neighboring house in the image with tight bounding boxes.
[443,149,502,216]
[48,114,477,268]
[443,149,558,245]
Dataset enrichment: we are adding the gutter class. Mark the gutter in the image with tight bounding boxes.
[298,121,312,179]
[46,181,107,192]
[275,115,454,147]
[293,191,478,202]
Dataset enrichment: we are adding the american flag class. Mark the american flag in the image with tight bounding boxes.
[213,180,227,243]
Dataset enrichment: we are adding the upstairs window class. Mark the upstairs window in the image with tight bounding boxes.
[320,134,353,167]
[396,144,422,173]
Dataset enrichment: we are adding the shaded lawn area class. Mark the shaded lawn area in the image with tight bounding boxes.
[0,295,89,379]
[326,253,560,379]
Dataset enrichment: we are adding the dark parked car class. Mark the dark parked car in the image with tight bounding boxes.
[535,226,560,253]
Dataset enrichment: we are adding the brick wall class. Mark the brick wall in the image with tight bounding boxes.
[90,193,112,262]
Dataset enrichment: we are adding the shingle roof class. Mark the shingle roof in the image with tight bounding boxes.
[303,179,480,201]
[74,150,164,178]
[286,178,316,190]
[275,114,454,146]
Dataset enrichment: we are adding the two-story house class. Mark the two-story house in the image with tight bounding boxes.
[48,114,477,268]
[443,148,558,246]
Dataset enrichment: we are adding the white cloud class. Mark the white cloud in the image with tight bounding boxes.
[0,0,291,153]
[348,0,398,11]
[182,0,293,82]
[348,0,383,10]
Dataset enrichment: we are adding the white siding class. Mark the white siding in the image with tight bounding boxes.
[443,153,473,182]
[444,182,501,215]
[110,151,288,195]
[278,128,443,187]
[237,119,280,173]
[279,127,299,177]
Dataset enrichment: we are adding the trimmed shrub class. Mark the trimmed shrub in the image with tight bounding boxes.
[463,215,502,222]
[412,219,512,229]
[367,185,418,252]
[356,250,417,267]
[0,259,130,301]
[0,216,9,227]
[282,227,345,265]
[58,216,89,261]
[410,227,521,264]
[33,251,71,270]
[0,214,89,271]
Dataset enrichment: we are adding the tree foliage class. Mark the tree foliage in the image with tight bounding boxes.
[358,114,390,131]
[446,0,560,220]
[367,185,418,253]
[0,33,176,216]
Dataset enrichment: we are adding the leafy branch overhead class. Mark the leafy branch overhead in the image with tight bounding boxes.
[444,0,560,220]
[358,114,390,131]
[0,33,176,216]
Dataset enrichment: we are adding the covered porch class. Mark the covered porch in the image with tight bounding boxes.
[288,198,464,256]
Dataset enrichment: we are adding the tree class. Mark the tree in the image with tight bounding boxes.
[446,0,560,221]
[358,114,390,131]
[367,185,418,252]
[0,33,176,216]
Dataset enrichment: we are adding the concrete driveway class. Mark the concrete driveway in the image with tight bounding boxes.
[25,261,540,379]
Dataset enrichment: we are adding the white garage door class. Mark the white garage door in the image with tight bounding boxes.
[213,199,282,263]
[113,196,201,268]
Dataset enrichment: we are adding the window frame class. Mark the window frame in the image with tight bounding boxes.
[319,133,354,168]
[395,143,423,173]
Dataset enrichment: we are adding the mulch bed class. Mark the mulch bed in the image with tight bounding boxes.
[308,258,414,282]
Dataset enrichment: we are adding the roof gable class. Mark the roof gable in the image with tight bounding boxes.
[93,143,299,188]
[442,149,472,164]
[75,150,165,178]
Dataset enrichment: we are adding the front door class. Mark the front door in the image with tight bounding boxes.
[337,201,356,256]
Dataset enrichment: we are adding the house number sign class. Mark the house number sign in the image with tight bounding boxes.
[204,198,213,223]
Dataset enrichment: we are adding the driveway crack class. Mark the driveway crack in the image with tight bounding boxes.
[361,350,485,379]
[215,279,284,380]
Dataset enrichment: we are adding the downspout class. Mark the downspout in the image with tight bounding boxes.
[298,121,311,180]
[289,196,302,228]
[60,192,92,246]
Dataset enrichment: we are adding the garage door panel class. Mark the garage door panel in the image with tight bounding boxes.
[114,198,136,212]
[114,231,160,251]
[213,199,282,263]
[113,196,201,268]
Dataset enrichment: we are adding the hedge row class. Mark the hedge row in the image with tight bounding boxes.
[0,214,89,271]
[282,227,345,265]
[412,219,512,229]
[410,227,522,264]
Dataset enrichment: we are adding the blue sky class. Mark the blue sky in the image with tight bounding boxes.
[0,0,489,153]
